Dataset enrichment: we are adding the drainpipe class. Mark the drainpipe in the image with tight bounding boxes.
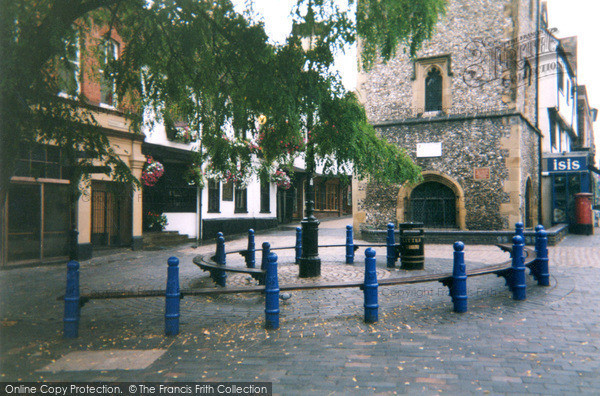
[535,0,543,226]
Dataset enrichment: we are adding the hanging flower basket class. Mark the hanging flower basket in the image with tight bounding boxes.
[141,156,165,187]
[272,170,291,190]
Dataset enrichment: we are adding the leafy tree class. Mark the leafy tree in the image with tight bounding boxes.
[0,0,446,261]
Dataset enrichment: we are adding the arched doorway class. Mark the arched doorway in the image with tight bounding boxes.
[409,181,457,228]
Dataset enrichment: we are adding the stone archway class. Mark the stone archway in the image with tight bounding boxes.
[396,172,467,230]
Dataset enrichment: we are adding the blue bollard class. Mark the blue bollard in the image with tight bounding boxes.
[247,229,256,268]
[260,242,271,285]
[295,227,302,265]
[63,260,80,338]
[386,223,396,268]
[363,248,379,323]
[265,252,280,330]
[165,256,180,336]
[515,222,524,240]
[452,242,468,313]
[535,227,550,286]
[511,235,527,300]
[346,225,354,264]
[531,225,544,280]
[215,236,227,287]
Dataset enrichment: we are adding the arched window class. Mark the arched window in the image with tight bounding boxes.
[425,67,443,112]
[523,60,532,86]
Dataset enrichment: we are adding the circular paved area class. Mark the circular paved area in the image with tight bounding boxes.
[3,219,599,394]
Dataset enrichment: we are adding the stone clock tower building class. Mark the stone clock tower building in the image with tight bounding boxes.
[354,0,544,232]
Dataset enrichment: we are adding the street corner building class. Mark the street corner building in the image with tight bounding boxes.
[354,0,597,235]
[3,25,145,266]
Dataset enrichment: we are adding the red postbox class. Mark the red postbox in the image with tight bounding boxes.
[574,193,593,235]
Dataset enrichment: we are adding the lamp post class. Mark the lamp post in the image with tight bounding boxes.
[299,146,321,277]
[297,2,322,278]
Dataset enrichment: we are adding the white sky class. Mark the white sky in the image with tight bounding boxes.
[232,0,358,90]
[235,0,599,162]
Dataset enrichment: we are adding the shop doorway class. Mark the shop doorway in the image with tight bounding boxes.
[91,181,132,247]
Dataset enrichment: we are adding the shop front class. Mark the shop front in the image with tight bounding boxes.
[544,154,591,226]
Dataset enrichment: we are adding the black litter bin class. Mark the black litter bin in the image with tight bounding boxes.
[399,222,424,270]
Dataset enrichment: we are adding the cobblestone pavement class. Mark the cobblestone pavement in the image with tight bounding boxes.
[2,217,600,394]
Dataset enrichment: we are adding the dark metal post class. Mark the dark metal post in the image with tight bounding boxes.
[260,242,271,285]
[452,242,468,313]
[265,252,280,329]
[386,223,396,268]
[295,227,302,265]
[165,256,180,336]
[63,260,80,338]
[215,235,227,287]
[216,232,225,263]
[299,177,321,277]
[511,235,526,300]
[346,225,354,264]
[535,227,550,286]
[247,229,255,268]
[363,248,379,323]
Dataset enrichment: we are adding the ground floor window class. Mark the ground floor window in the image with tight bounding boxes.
[143,162,196,213]
[7,182,71,263]
[551,172,590,224]
[260,180,270,213]
[208,179,220,213]
[315,181,339,211]
[235,184,247,213]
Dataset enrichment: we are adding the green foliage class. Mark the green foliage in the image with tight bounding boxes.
[0,0,142,205]
[313,91,422,185]
[0,0,445,205]
[357,0,447,70]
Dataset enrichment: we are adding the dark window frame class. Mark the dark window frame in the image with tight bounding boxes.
[234,184,247,213]
[260,180,270,213]
[425,67,443,112]
[13,144,69,180]
[222,180,234,201]
[557,64,564,93]
[208,179,220,213]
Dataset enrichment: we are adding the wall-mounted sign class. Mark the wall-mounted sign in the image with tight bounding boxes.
[473,167,491,180]
[546,156,587,173]
[416,142,442,158]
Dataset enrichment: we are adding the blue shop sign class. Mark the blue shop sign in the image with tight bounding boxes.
[547,156,588,173]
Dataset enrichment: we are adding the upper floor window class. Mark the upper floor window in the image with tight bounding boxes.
[413,55,451,115]
[557,64,564,93]
[100,39,119,108]
[58,36,80,98]
[13,144,69,180]
[523,60,532,86]
[529,0,535,19]
[425,67,443,112]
